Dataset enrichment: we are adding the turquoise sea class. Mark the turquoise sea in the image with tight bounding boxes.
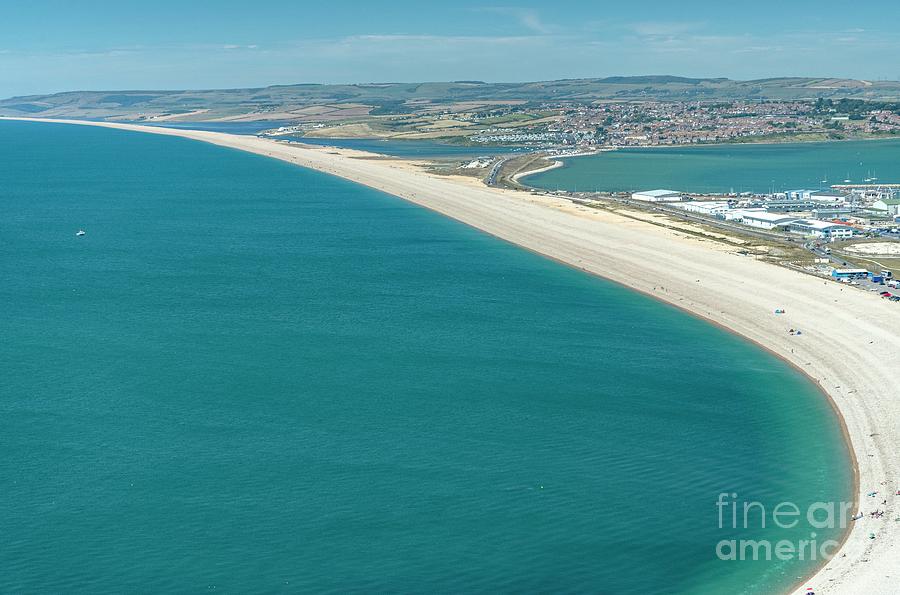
[0,120,851,593]
[525,139,900,194]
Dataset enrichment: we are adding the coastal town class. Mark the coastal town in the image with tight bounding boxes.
[546,99,900,146]
[262,97,900,149]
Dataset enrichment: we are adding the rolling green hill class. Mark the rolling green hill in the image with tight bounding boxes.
[3,76,900,123]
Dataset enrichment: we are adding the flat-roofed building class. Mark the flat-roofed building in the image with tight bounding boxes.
[812,207,854,220]
[789,219,855,240]
[873,198,900,216]
[785,189,817,201]
[724,208,763,221]
[831,268,869,280]
[764,200,818,212]
[810,191,846,203]
[631,189,684,202]
[739,212,798,230]
[674,201,730,217]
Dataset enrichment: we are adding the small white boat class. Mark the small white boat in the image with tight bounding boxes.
[76,230,86,237]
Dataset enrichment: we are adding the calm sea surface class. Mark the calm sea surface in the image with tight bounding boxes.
[525,139,900,194]
[0,121,851,593]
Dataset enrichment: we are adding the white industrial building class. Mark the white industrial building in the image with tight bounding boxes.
[810,191,846,203]
[782,189,845,203]
[674,201,730,217]
[789,219,855,241]
[785,189,816,201]
[631,189,684,202]
[738,212,798,230]
[872,198,900,216]
[724,208,762,221]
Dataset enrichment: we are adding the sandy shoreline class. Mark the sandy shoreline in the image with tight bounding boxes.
[5,117,898,593]
[513,149,610,184]
[512,157,564,182]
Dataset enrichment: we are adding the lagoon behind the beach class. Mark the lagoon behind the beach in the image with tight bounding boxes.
[525,139,900,194]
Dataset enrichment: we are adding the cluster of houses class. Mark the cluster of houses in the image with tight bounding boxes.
[631,188,900,241]
[552,101,900,147]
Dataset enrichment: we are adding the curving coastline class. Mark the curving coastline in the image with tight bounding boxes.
[511,157,564,183]
[4,116,898,593]
[513,150,608,185]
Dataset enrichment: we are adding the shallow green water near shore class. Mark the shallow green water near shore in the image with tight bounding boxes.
[0,121,851,593]
[526,139,900,194]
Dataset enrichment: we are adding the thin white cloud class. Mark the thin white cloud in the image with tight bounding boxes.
[475,7,556,35]
[348,33,538,42]
[518,10,554,34]
[631,21,704,37]
[731,45,785,54]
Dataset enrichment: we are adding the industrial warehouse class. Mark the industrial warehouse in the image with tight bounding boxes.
[621,186,900,301]
[625,185,900,241]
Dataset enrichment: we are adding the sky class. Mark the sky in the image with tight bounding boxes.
[1,0,899,97]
